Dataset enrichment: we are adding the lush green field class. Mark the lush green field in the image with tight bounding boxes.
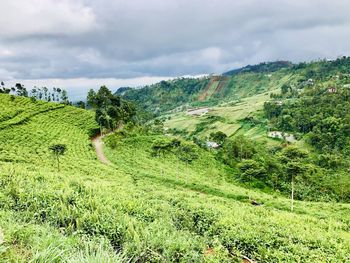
[1,94,350,262]
[162,69,292,141]
[165,90,279,146]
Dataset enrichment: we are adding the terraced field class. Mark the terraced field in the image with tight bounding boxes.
[165,90,278,141]
[1,94,350,262]
[0,95,97,167]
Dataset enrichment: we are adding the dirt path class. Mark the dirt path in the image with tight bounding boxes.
[92,134,112,165]
[186,107,209,116]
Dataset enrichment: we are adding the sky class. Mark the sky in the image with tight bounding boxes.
[1,0,350,99]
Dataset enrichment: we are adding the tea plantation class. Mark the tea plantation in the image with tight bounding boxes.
[0,93,350,262]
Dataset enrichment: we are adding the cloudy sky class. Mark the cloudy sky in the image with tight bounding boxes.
[1,0,350,99]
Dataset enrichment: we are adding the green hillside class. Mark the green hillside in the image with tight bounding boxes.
[1,91,350,262]
[120,57,350,115]
[117,61,298,114]
[222,61,293,76]
[164,91,272,138]
[160,58,350,204]
[119,72,290,114]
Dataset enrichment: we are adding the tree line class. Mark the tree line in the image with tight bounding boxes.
[0,81,69,103]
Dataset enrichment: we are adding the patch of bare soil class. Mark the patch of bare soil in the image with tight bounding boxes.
[92,134,112,165]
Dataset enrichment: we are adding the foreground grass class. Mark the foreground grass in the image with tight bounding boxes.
[103,134,350,262]
[0,94,350,262]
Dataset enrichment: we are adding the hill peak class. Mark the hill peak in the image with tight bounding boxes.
[223,61,293,76]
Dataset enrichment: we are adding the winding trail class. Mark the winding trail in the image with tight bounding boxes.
[92,134,112,165]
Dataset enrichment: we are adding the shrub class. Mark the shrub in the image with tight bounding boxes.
[238,159,267,183]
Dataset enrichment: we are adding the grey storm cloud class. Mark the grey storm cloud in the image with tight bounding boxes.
[1,0,350,80]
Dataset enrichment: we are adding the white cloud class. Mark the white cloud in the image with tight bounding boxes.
[0,49,14,57]
[0,0,350,81]
[0,0,96,37]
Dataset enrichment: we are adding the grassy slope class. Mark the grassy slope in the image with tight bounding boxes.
[128,58,350,142]
[103,134,350,262]
[0,94,349,261]
[165,90,280,147]
[0,94,127,261]
[164,71,294,141]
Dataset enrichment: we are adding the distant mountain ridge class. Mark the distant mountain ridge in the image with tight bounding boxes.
[223,61,293,76]
[118,57,350,113]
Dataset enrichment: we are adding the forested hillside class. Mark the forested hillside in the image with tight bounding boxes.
[1,90,350,262]
[265,87,350,153]
[149,58,350,202]
[119,57,350,114]
[117,78,210,113]
[222,61,293,76]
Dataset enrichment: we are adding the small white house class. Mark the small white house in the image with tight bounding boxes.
[327,87,337,93]
[276,101,283,106]
[268,131,296,143]
[206,141,220,149]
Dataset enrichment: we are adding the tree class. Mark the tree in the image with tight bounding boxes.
[238,159,267,183]
[43,87,48,101]
[60,90,69,104]
[264,101,282,119]
[95,85,113,108]
[0,81,10,94]
[15,83,28,97]
[281,84,291,95]
[107,105,121,130]
[87,89,97,108]
[89,86,136,134]
[76,101,86,109]
[222,135,256,162]
[279,146,308,211]
[209,131,227,145]
[30,87,37,98]
[49,144,67,172]
[176,145,198,164]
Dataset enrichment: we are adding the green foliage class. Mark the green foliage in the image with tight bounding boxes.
[122,78,210,113]
[150,137,198,164]
[0,82,70,103]
[266,86,350,154]
[223,61,293,76]
[151,138,181,157]
[215,133,350,202]
[279,145,308,161]
[238,159,267,183]
[49,144,67,156]
[176,144,199,164]
[192,115,225,136]
[102,129,350,262]
[2,55,350,262]
[49,144,67,171]
[88,86,136,132]
[280,84,290,94]
[209,131,227,145]
[121,65,291,114]
[121,57,350,118]
[221,135,257,162]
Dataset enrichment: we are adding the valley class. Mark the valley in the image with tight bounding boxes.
[1,58,350,262]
